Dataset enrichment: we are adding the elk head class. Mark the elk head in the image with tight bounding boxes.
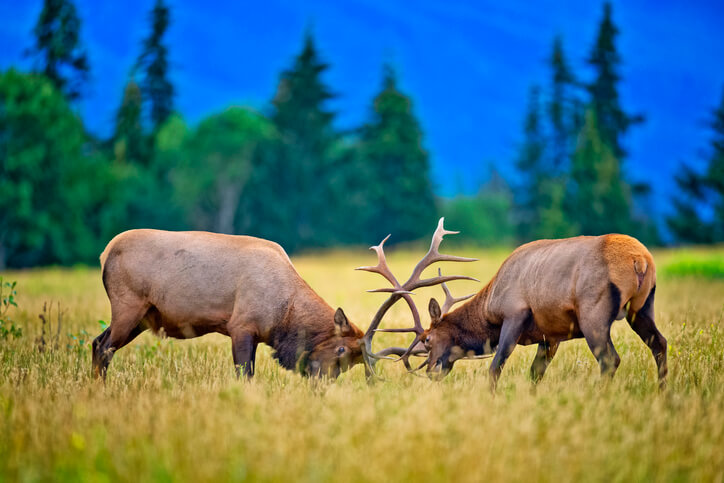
[421,282,497,380]
[356,218,480,379]
[297,308,365,379]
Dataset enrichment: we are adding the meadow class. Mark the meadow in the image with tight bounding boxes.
[1,245,723,482]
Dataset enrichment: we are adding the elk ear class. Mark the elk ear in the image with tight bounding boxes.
[428,298,442,323]
[334,308,351,335]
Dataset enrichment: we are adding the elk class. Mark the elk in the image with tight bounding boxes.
[93,230,365,380]
[362,231,668,391]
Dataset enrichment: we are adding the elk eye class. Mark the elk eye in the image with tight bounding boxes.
[336,346,346,356]
[425,336,431,344]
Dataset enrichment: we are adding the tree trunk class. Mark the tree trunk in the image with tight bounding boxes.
[215,183,243,234]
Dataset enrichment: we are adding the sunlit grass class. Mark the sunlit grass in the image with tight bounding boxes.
[1,246,723,481]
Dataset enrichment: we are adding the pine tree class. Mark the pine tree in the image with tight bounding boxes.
[668,86,724,243]
[567,107,633,235]
[26,0,90,101]
[112,79,146,164]
[515,86,547,241]
[587,2,643,159]
[583,3,657,242]
[137,0,174,132]
[358,64,437,243]
[548,36,576,171]
[514,85,573,240]
[272,33,336,155]
[269,31,339,250]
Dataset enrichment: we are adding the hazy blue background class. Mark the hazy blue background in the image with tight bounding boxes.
[2,0,723,206]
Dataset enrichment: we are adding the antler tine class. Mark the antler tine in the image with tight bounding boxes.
[403,217,478,291]
[355,235,400,289]
[409,359,429,373]
[438,268,476,314]
[407,274,479,290]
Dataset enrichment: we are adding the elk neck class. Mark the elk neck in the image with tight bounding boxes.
[438,282,501,355]
[268,286,337,370]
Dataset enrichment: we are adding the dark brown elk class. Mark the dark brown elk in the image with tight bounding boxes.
[365,233,668,391]
[93,230,365,380]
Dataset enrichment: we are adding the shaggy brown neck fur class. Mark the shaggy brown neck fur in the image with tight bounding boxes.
[269,292,336,370]
[436,283,501,355]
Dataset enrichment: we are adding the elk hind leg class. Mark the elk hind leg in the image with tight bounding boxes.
[529,340,559,383]
[627,286,667,388]
[580,283,622,380]
[583,327,620,379]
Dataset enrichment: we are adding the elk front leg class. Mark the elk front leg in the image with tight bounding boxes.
[93,300,148,381]
[231,331,258,378]
[529,340,559,383]
[489,310,529,392]
[92,327,111,378]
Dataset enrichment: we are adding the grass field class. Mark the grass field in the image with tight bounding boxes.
[1,245,723,482]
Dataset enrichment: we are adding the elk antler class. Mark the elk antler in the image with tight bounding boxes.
[438,268,476,314]
[355,217,478,377]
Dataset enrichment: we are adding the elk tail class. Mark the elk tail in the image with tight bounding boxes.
[633,255,648,291]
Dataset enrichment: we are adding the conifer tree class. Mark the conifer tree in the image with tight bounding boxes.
[587,2,643,159]
[548,36,576,171]
[26,0,89,101]
[668,87,724,243]
[567,107,632,235]
[515,86,547,240]
[269,31,339,250]
[514,85,572,241]
[272,33,336,154]
[137,0,174,132]
[357,64,437,243]
[581,3,657,242]
[112,79,146,164]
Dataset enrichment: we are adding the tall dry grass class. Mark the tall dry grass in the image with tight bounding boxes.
[0,246,723,482]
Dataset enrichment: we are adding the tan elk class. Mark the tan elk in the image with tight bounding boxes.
[361,231,668,390]
[93,230,367,380]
